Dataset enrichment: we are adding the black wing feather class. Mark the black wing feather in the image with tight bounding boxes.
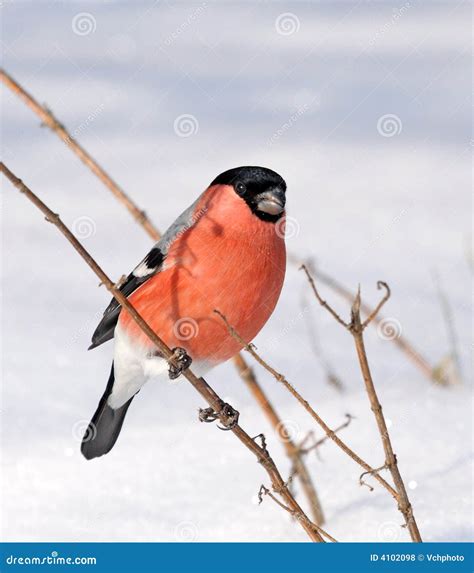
[88,247,164,350]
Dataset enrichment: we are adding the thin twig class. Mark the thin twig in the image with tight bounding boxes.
[299,414,354,455]
[300,265,349,329]
[1,68,161,241]
[2,71,327,519]
[234,353,325,525]
[300,291,344,391]
[351,299,422,542]
[1,162,326,543]
[292,255,442,385]
[258,485,337,543]
[301,265,422,542]
[361,281,391,329]
[359,464,388,491]
[213,309,398,499]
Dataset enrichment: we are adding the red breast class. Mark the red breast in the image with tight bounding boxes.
[118,184,286,365]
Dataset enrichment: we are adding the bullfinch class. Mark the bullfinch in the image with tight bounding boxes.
[81,166,287,459]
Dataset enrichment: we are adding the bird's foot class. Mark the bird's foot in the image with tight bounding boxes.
[168,347,192,380]
[198,403,239,431]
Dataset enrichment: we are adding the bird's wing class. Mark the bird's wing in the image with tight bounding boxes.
[89,195,202,350]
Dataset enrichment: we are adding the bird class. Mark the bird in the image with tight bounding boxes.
[81,166,287,460]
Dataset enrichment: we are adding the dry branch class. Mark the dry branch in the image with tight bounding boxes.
[299,414,354,456]
[301,292,344,391]
[1,161,328,543]
[291,255,444,385]
[2,70,325,525]
[233,353,324,525]
[0,68,160,240]
[213,309,398,500]
[301,265,422,542]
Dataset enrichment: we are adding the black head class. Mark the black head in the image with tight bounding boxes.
[211,166,286,223]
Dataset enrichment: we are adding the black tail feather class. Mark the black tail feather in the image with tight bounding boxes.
[81,363,134,460]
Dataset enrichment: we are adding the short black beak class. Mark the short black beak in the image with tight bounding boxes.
[256,187,286,216]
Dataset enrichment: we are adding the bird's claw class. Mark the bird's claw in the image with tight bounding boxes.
[168,347,192,380]
[198,403,239,431]
[199,407,219,423]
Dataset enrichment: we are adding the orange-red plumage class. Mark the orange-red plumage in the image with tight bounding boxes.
[82,166,287,460]
[118,184,286,364]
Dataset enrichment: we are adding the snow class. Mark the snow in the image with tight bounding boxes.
[1,2,471,542]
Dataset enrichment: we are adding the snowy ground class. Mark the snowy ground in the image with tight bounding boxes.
[1,1,472,542]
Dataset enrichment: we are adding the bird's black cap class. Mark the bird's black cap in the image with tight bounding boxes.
[211,166,286,223]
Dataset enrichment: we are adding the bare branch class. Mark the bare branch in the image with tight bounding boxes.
[359,464,388,490]
[361,281,391,329]
[213,309,398,499]
[233,353,325,525]
[2,70,327,519]
[300,264,349,329]
[0,68,161,241]
[1,162,326,543]
[350,292,422,542]
[300,414,354,455]
[291,255,442,385]
[258,484,338,543]
[300,260,422,541]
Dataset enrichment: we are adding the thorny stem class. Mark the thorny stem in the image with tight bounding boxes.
[1,162,326,543]
[301,264,422,542]
[213,309,398,499]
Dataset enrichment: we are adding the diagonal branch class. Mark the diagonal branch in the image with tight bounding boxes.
[300,264,349,329]
[1,161,326,543]
[2,69,326,526]
[233,354,325,525]
[213,309,398,499]
[1,68,161,241]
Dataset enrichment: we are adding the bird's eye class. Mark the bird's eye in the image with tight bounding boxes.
[236,182,246,195]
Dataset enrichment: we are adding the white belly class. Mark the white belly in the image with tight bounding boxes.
[108,323,209,409]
